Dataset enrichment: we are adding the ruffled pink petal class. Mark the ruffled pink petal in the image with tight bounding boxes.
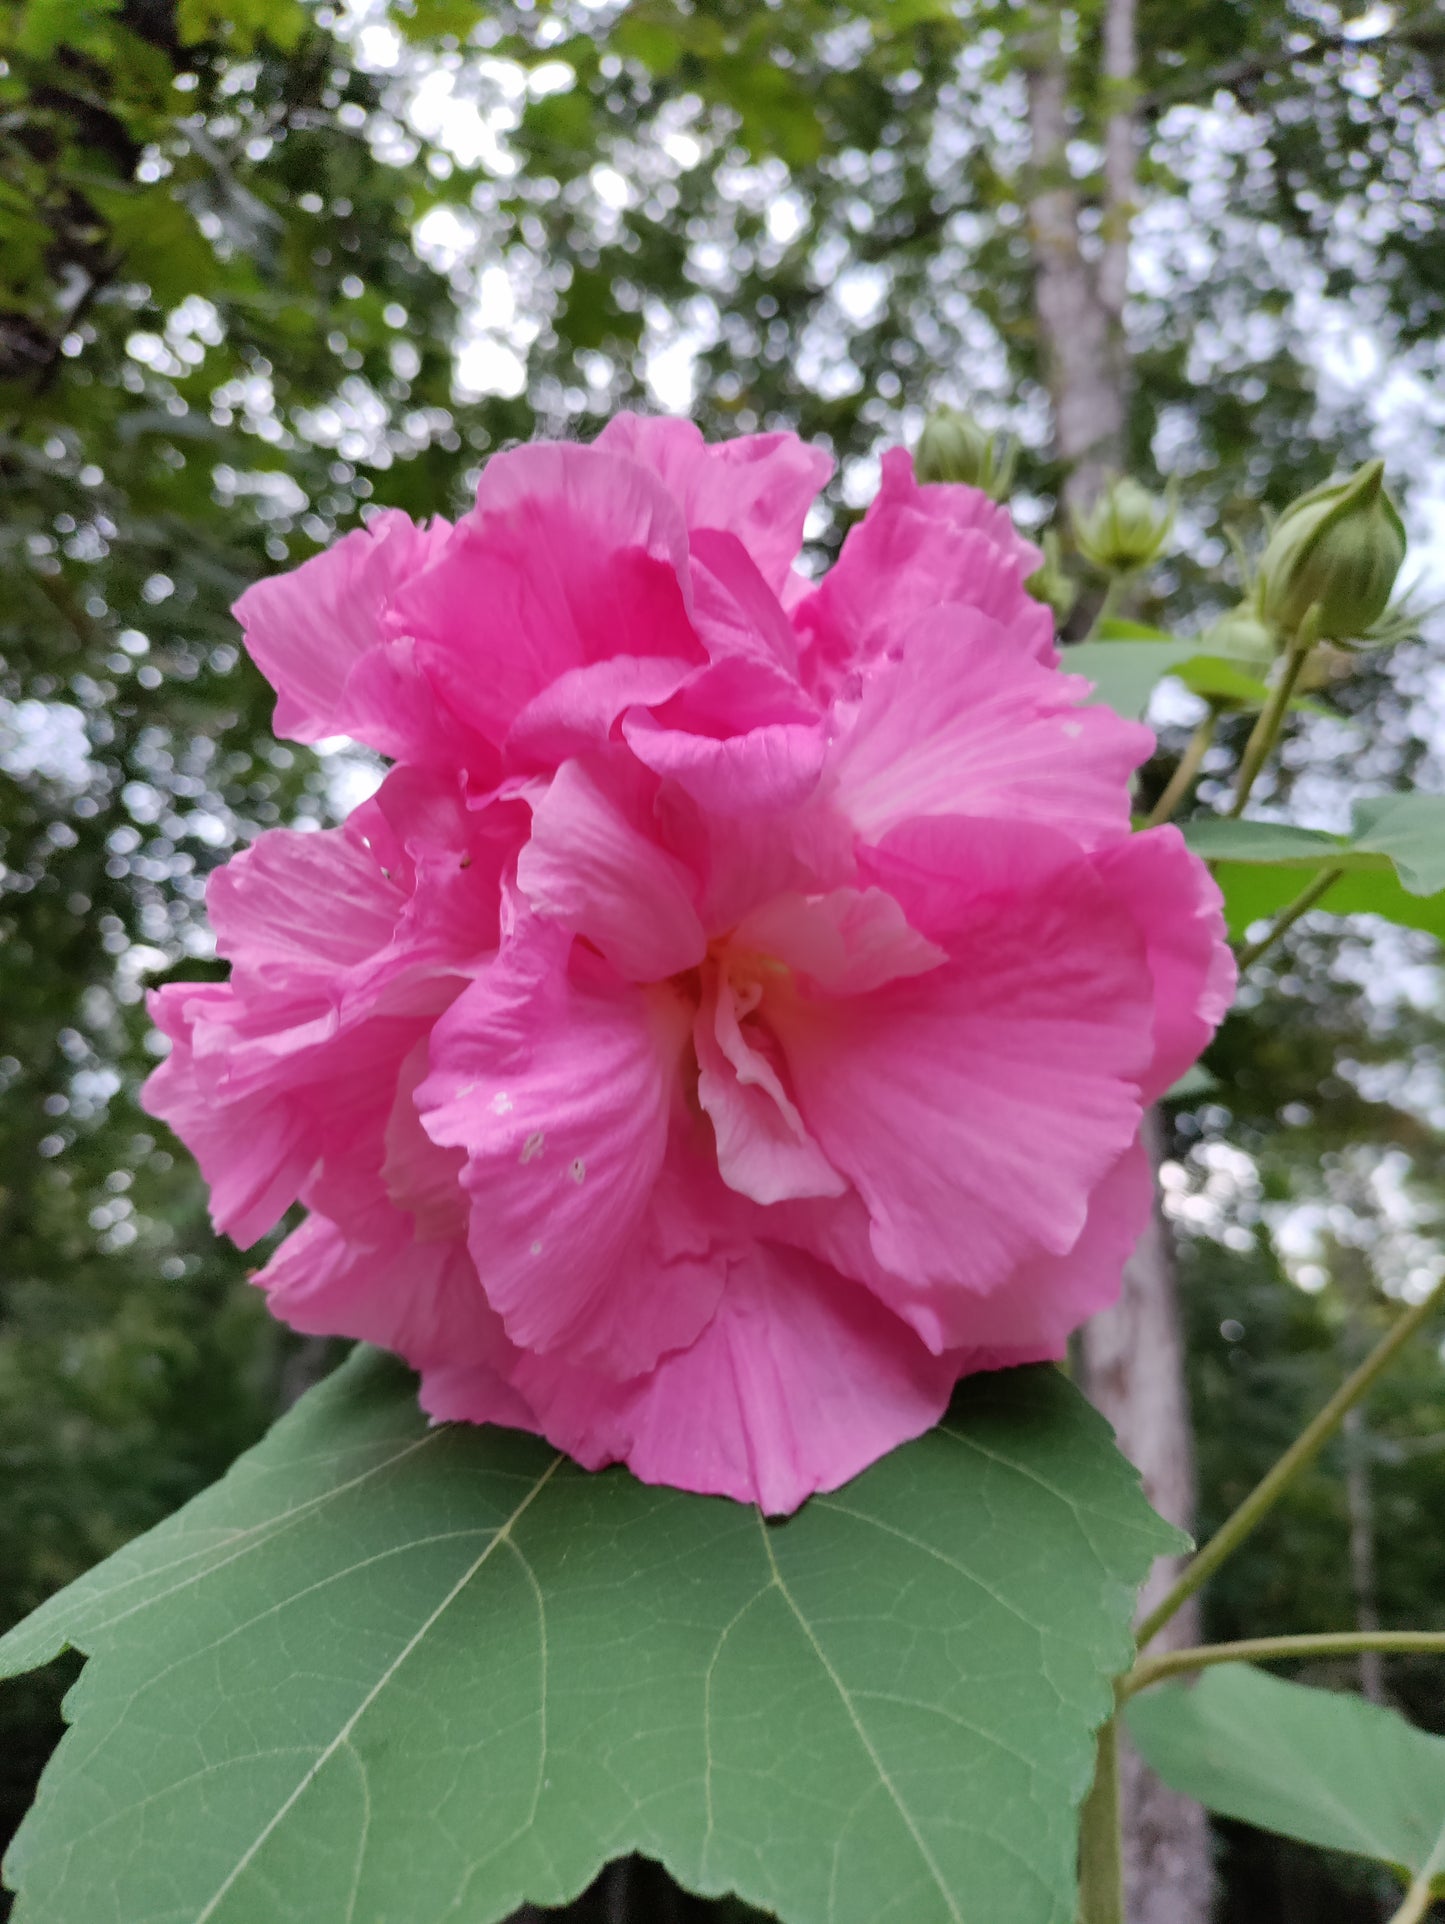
[622,710,827,817]
[142,983,317,1245]
[1091,827,1237,1101]
[354,767,524,981]
[332,633,499,772]
[826,609,1151,852]
[686,527,803,675]
[771,817,1154,1297]
[382,1039,468,1241]
[596,412,832,594]
[416,929,718,1375]
[695,970,845,1205]
[255,1210,472,1365]
[206,822,405,985]
[504,654,701,769]
[416,1360,539,1433]
[516,756,706,981]
[506,1245,956,1514]
[734,885,946,996]
[385,443,704,748]
[769,1136,1153,1355]
[793,447,1052,695]
[234,509,449,743]
[951,1137,1154,1352]
[146,771,517,1247]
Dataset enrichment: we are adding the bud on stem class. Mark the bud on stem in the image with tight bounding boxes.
[1256,457,1406,644]
[913,407,1017,500]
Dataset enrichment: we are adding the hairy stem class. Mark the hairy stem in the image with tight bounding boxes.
[1076,1717,1124,1924]
[1228,642,1312,817]
[1144,711,1217,827]
[1120,1630,1445,1701]
[1136,1274,1445,1649]
[1235,866,1345,969]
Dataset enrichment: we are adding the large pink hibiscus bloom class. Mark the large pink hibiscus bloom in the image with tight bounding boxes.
[145,417,1233,1513]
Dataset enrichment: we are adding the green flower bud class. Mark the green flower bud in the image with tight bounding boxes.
[1025,528,1078,624]
[913,407,1017,501]
[1073,476,1175,575]
[1256,458,1406,643]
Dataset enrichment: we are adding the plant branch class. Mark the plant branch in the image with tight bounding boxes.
[1083,572,1129,642]
[1386,1867,1439,1924]
[1076,1716,1124,1924]
[1235,866,1345,969]
[1144,711,1217,827]
[1136,1274,1445,1649]
[1120,1631,1445,1702]
[1228,642,1312,816]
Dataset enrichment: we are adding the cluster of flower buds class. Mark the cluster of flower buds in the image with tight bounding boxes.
[1253,457,1408,648]
[913,406,1018,501]
[1073,476,1175,576]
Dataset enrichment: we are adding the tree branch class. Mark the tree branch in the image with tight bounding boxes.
[1141,20,1445,118]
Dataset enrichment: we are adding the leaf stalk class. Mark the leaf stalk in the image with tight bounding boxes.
[1235,865,1346,969]
[1076,1716,1124,1924]
[1227,636,1313,816]
[1144,710,1217,828]
[1119,1630,1445,1702]
[1386,1868,1439,1924]
[1136,1273,1445,1649]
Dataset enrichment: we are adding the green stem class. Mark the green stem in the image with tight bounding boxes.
[1387,1869,1438,1924]
[1144,710,1218,828]
[1235,866,1346,969]
[1136,1274,1445,1649]
[1120,1631,1445,1701]
[1076,1717,1124,1924]
[1228,640,1312,817]
[1083,573,1129,642]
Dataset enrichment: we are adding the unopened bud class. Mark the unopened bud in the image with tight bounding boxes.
[1073,476,1174,575]
[1256,458,1405,643]
[913,407,1017,501]
[1025,529,1077,624]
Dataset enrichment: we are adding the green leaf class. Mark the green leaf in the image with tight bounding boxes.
[1127,1666,1445,1893]
[1180,818,1376,871]
[1349,793,1445,895]
[1182,813,1445,946]
[1163,1063,1217,1102]
[1067,638,1205,718]
[16,0,121,57]
[1,1349,1176,1924]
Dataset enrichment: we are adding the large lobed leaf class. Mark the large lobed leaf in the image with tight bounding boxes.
[1128,1665,1445,1894]
[1,1349,1177,1924]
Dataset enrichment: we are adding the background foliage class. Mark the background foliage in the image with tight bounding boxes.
[2,1,1443,1918]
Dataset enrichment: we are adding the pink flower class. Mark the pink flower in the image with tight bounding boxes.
[145,418,1233,1513]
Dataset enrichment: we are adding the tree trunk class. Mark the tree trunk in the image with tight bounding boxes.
[1024,9,1213,1919]
[1081,1125,1213,1924]
[1343,1406,1386,1704]
[1024,12,1126,515]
